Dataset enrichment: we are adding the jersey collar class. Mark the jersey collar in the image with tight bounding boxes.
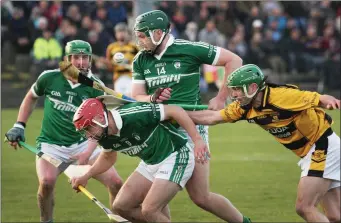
[154,34,175,60]
[110,109,123,136]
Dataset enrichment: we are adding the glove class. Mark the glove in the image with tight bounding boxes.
[5,122,26,143]
[150,87,172,103]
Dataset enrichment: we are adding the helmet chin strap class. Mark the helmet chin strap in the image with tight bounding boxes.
[243,84,258,99]
[148,30,169,54]
[149,30,166,45]
[92,107,109,141]
[240,83,266,106]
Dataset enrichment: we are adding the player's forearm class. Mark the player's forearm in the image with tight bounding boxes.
[187,110,221,126]
[168,106,203,142]
[84,151,117,179]
[132,94,152,102]
[84,140,98,156]
[17,91,38,123]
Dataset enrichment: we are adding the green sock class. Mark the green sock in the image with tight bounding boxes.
[243,216,252,223]
[41,220,53,223]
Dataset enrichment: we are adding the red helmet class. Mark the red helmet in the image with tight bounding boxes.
[73,98,109,139]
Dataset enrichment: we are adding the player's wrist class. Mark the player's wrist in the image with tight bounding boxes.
[150,94,156,103]
[14,121,26,129]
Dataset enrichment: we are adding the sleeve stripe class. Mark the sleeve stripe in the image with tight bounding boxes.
[173,42,210,49]
[158,104,165,121]
[30,84,39,98]
[132,79,146,84]
[212,47,221,66]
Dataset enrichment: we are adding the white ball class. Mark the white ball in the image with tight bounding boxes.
[113,52,125,63]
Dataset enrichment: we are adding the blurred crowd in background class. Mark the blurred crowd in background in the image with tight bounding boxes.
[1,0,340,91]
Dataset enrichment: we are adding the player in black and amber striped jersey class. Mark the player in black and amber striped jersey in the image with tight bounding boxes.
[106,23,139,95]
[188,64,340,223]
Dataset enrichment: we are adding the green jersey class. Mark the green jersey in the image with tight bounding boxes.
[98,102,187,165]
[132,35,220,106]
[31,69,104,146]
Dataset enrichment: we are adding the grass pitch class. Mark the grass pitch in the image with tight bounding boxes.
[1,109,340,222]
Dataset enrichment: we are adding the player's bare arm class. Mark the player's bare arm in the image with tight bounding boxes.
[187,110,226,126]
[70,140,98,165]
[319,94,341,109]
[71,151,117,191]
[17,90,39,123]
[164,105,209,163]
[208,49,243,110]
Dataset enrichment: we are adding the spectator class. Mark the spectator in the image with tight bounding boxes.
[77,15,92,41]
[94,7,113,35]
[61,23,78,48]
[106,2,127,28]
[92,19,113,53]
[230,32,247,58]
[65,4,81,27]
[216,11,235,39]
[47,6,62,33]
[260,29,287,73]
[198,19,225,47]
[245,6,263,42]
[245,32,267,68]
[169,22,180,39]
[194,5,209,30]
[280,28,305,73]
[32,29,62,74]
[55,18,70,44]
[88,30,107,79]
[180,21,199,42]
[172,7,187,33]
[8,7,32,54]
[303,25,325,74]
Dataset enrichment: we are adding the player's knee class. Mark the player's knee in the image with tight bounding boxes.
[295,201,312,217]
[106,176,123,195]
[112,198,129,215]
[39,176,57,192]
[112,176,123,190]
[189,193,209,208]
[141,204,158,220]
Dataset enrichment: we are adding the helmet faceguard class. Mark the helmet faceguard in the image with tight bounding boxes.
[73,98,109,141]
[227,64,266,106]
[134,10,170,54]
[65,40,92,73]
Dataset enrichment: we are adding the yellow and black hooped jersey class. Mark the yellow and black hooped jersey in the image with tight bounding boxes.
[106,41,139,80]
[219,84,333,158]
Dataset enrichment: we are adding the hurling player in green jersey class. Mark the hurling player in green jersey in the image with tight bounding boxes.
[71,98,209,222]
[131,10,250,223]
[5,40,123,223]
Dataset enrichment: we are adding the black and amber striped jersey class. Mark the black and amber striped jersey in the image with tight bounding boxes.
[219,84,333,158]
[106,41,139,81]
